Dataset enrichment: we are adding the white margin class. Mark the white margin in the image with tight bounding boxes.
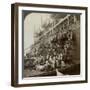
[18,6,86,84]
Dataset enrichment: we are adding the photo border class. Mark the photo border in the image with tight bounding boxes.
[11,3,88,87]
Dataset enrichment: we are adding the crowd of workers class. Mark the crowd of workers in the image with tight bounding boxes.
[24,29,75,72]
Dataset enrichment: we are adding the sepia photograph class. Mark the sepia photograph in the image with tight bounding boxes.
[11,3,87,87]
[23,11,80,77]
